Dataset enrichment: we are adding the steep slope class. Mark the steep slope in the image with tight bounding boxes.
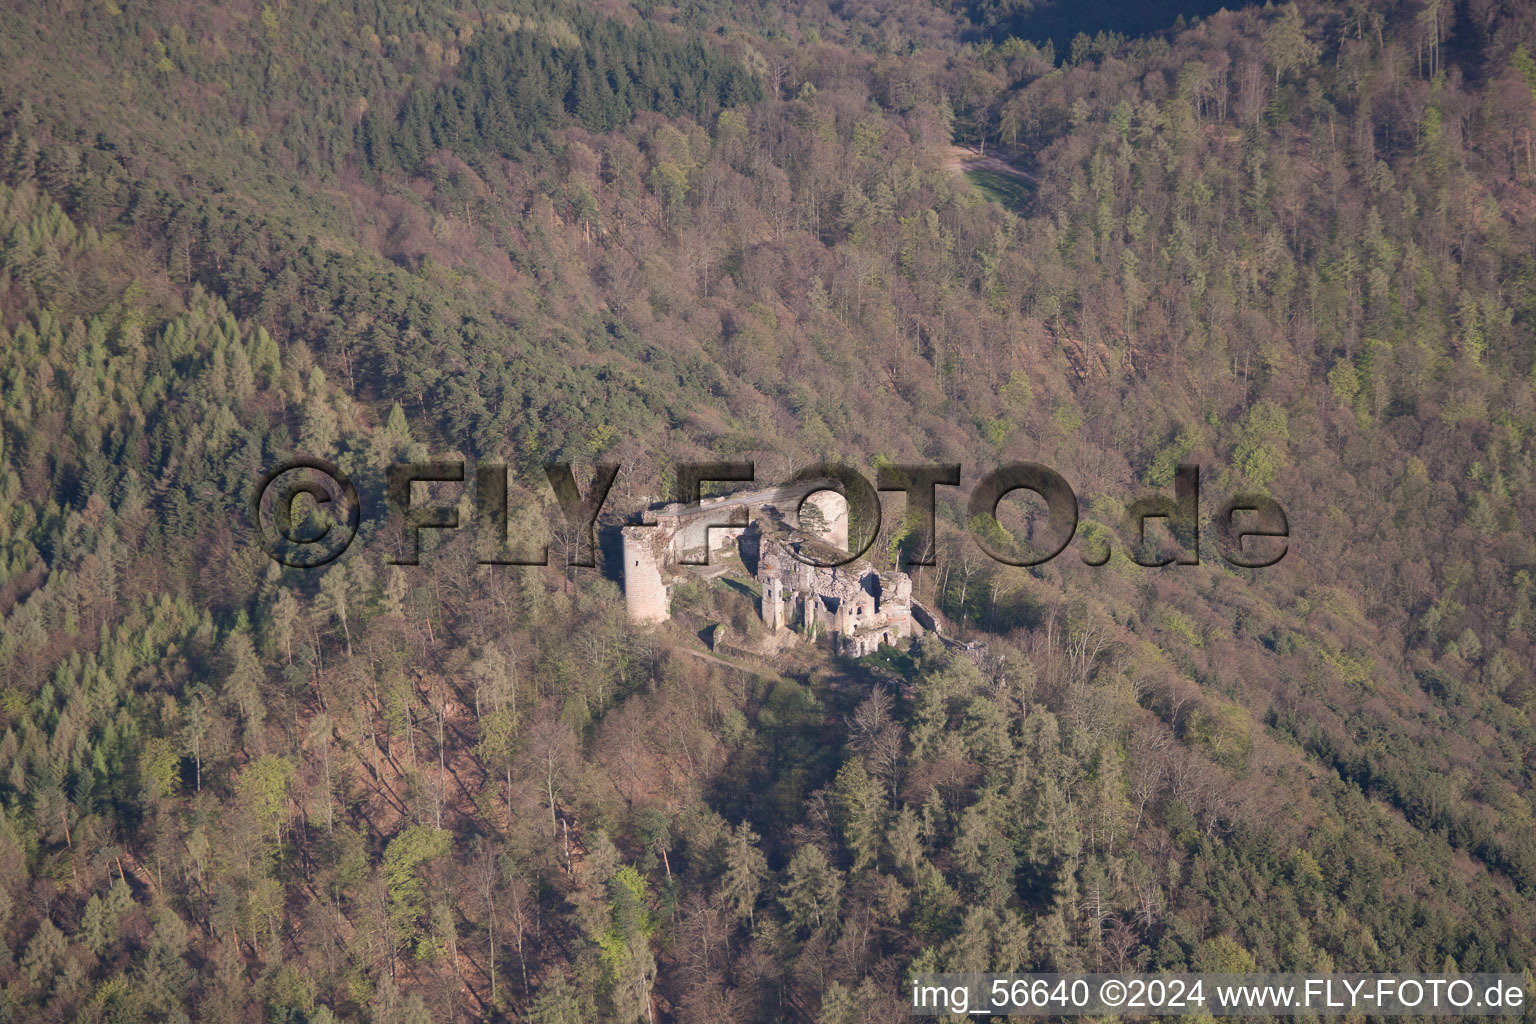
[0,1,1533,1022]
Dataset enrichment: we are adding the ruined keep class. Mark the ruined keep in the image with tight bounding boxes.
[621,481,929,655]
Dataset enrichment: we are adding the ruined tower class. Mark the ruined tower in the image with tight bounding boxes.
[621,527,669,624]
[763,575,784,631]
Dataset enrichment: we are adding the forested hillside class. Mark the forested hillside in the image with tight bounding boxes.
[1,0,1535,1021]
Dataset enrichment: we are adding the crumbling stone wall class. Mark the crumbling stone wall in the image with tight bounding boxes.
[754,529,914,655]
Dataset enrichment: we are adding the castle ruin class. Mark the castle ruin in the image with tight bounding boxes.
[621,481,935,656]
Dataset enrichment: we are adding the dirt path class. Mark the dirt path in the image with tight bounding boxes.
[677,645,783,680]
[945,144,1040,186]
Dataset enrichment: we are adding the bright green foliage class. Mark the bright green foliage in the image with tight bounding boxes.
[238,755,295,849]
[1232,400,1290,488]
[383,825,452,961]
[596,864,656,1023]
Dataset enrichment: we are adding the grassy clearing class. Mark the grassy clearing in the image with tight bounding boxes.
[964,167,1033,211]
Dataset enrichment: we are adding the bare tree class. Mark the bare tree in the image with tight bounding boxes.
[505,868,532,995]
[469,844,501,1009]
[522,714,578,868]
